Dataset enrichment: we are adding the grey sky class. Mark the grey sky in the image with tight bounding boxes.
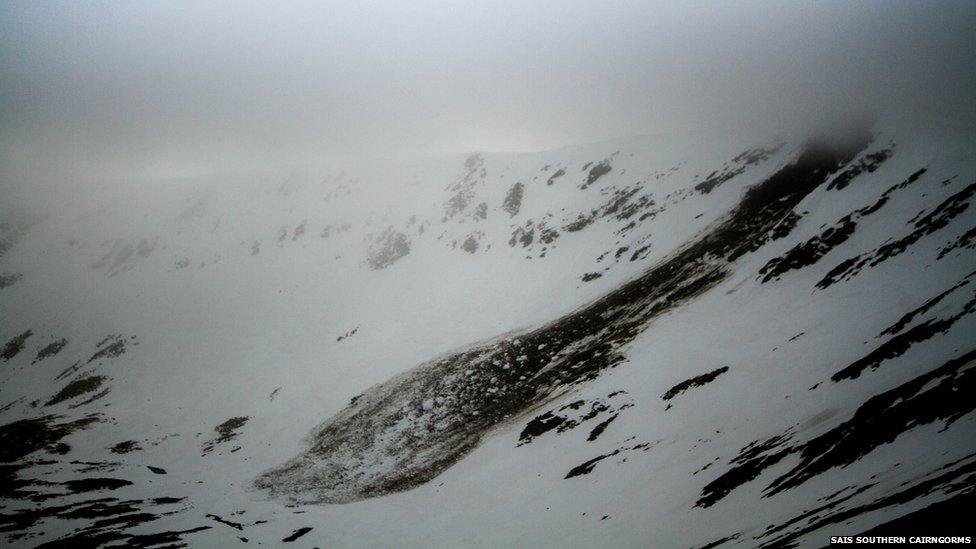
[1,1,974,184]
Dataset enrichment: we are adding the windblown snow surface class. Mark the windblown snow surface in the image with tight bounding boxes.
[1,119,974,547]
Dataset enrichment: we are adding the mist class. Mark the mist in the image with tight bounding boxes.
[2,0,974,189]
[3,3,976,546]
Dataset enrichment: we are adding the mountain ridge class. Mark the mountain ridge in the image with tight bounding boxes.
[1,121,974,547]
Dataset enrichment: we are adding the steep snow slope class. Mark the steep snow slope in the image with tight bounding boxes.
[1,121,974,547]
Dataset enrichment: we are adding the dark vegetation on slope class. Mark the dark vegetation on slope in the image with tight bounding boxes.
[2,330,32,361]
[207,513,244,530]
[878,272,973,337]
[87,335,131,364]
[256,131,871,503]
[0,272,23,289]
[546,168,566,186]
[564,442,652,479]
[752,483,876,544]
[0,415,100,464]
[461,234,479,253]
[662,366,729,401]
[563,184,655,234]
[35,523,211,548]
[336,326,359,342]
[366,227,411,270]
[755,455,976,548]
[518,392,632,445]
[694,146,779,194]
[817,180,976,289]
[33,338,68,364]
[202,416,249,454]
[580,159,612,190]
[831,287,975,382]
[0,414,204,545]
[108,440,141,454]
[508,219,559,255]
[502,182,524,217]
[938,226,976,259]
[62,478,133,493]
[759,168,927,284]
[91,238,157,277]
[282,527,313,542]
[826,148,892,191]
[856,490,976,538]
[45,375,109,407]
[443,153,485,221]
[691,533,742,549]
[697,348,976,509]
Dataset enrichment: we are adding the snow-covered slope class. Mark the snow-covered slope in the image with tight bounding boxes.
[1,120,974,547]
